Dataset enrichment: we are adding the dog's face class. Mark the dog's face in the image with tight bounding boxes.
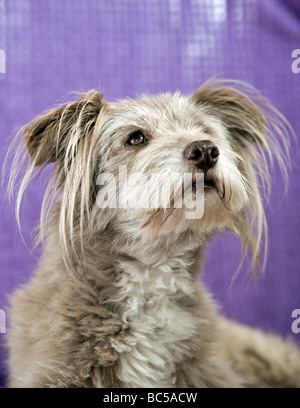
[13,79,289,266]
[97,92,250,237]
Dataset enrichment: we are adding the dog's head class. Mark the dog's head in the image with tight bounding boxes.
[7,79,290,271]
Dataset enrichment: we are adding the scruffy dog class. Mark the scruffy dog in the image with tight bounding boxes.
[5,78,300,387]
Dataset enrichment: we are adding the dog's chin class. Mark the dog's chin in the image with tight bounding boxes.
[139,185,240,241]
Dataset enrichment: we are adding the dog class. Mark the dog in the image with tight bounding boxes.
[5,78,300,387]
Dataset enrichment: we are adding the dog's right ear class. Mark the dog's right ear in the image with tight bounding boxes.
[24,90,105,167]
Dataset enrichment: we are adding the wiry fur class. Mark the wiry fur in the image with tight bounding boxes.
[4,78,300,388]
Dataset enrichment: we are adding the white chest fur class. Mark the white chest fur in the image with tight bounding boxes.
[114,257,199,388]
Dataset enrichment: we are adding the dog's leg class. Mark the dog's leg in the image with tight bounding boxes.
[175,356,242,388]
[218,318,300,387]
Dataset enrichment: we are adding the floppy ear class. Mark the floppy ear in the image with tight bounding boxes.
[192,79,291,274]
[24,90,105,166]
[192,78,267,148]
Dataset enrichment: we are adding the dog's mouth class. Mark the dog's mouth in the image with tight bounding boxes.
[191,173,217,192]
[204,176,217,190]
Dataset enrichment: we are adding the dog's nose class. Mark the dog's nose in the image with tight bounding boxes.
[183,140,219,171]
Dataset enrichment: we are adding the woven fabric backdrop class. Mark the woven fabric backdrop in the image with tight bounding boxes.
[0,0,300,387]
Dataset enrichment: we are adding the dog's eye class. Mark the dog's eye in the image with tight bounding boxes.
[127,131,147,146]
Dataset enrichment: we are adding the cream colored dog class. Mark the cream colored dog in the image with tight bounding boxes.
[6,78,300,387]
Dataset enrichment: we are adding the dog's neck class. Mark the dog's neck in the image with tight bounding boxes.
[104,234,206,387]
[101,224,211,267]
[46,222,210,283]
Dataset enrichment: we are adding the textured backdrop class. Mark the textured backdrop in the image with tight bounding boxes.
[0,0,300,387]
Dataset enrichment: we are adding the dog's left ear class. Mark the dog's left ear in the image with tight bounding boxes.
[192,79,267,148]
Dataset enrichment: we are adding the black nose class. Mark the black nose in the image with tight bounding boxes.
[183,140,219,171]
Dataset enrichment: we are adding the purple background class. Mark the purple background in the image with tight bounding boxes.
[0,0,300,387]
